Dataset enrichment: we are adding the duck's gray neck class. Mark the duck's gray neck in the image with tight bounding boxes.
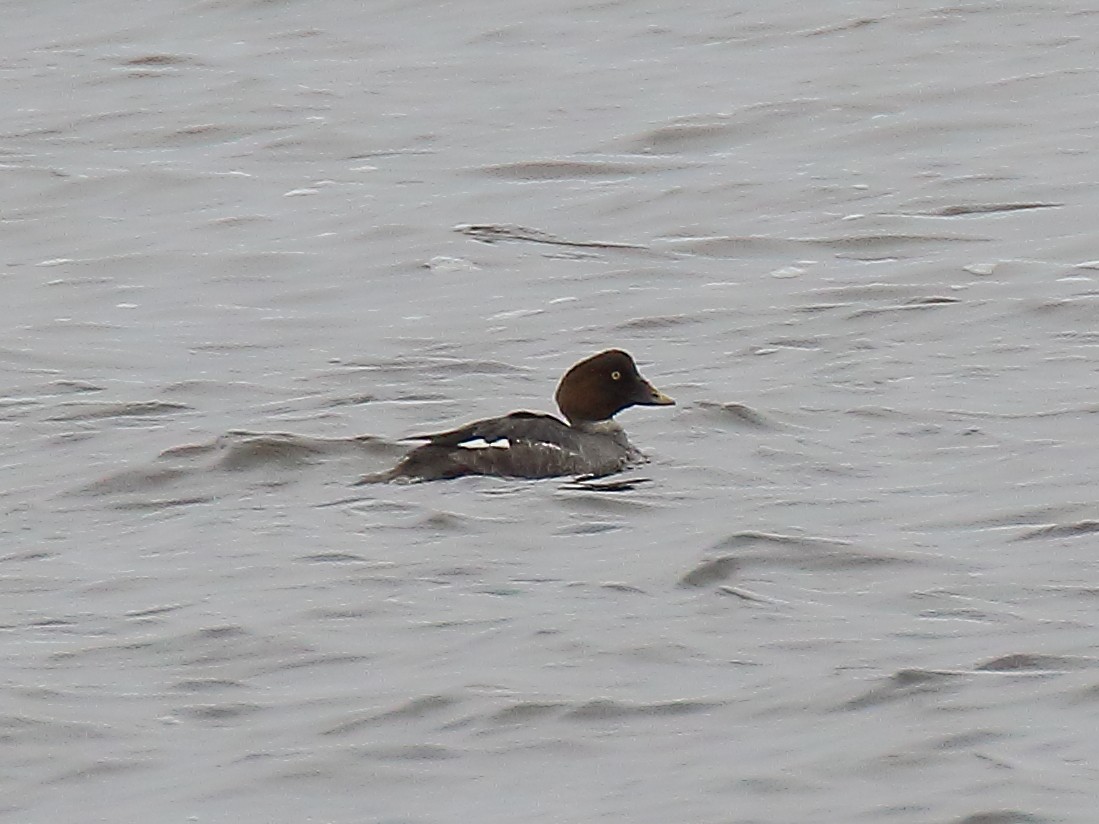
[573,418,629,443]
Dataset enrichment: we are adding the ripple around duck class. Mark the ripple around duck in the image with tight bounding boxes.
[953,812,1050,824]
[615,313,709,330]
[1013,520,1099,541]
[74,466,190,497]
[338,356,529,377]
[841,669,967,710]
[653,234,806,259]
[44,400,192,422]
[563,698,722,720]
[170,678,248,694]
[973,654,1097,673]
[214,434,328,471]
[692,401,777,429]
[848,296,963,318]
[47,624,312,672]
[705,531,915,571]
[323,695,461,737]
[177,702,266,723]
[72,430,405,509]
[473,159,664,181]
[678,556,741,588]
[913,202,1062,217]
[118,53,203,67]
[808,233,990,250]
[46,758,153,785]
[0,714,111,745]
[555,521,622,536]
[352,744,460,762]
[490,701,567,724]
[112,495,216,512]
[454,222,646,251]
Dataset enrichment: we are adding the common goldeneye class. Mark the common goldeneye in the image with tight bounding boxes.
[359,349,674,483]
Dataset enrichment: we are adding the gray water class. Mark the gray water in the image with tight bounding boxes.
[4,2,1099,822]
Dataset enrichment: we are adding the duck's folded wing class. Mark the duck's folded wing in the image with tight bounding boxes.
[395,411,586,480]
[407,411,570,448]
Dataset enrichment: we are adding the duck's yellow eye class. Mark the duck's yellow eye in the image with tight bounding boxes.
[611,370,621,381]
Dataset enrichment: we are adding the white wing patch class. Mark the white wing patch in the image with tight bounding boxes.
[457,437,511,450]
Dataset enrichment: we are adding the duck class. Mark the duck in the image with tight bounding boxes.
[358,349,673,482]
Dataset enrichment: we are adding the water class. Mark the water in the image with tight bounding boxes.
[4,2,1099,822]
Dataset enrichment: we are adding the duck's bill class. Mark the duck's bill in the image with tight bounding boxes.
[637,381,675,406]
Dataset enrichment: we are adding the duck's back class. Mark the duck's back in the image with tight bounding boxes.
[361,411,638,482]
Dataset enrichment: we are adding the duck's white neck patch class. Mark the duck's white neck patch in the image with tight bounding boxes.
[457,437,511,450]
